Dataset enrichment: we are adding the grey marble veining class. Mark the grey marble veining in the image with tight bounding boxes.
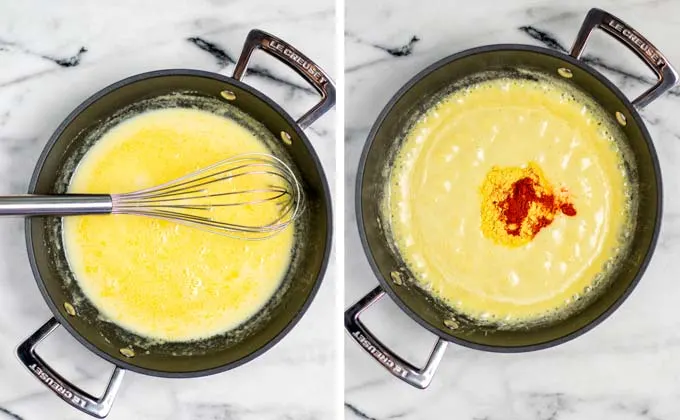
[345,0,680,419]
[0,1,336,419]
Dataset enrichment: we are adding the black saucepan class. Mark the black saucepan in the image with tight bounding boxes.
[16,29,334,417]
[346,8,677,388]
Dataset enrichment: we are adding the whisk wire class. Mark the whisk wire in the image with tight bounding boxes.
[110,153,302,240]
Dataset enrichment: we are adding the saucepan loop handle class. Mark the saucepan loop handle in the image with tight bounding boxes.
[344,286,448,389]
[16,318,125,418]
[233,29,336,129]
[570,8,678,109]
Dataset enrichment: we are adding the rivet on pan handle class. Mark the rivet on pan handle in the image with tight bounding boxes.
[233,29,336,130]
[345,286,448,389]
[570,8,679,109]
[16,318,125,418]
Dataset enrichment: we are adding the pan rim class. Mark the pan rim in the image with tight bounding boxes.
[355,43,663,353]
[25,68,333,377]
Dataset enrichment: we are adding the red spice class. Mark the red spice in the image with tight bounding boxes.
[497,176,576,237]
[560,202,577,217]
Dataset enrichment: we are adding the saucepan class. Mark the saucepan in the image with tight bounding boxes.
[346,8,676,388]
[16,29,334,417]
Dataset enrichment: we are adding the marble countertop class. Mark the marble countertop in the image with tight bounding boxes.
[345,0,680,419]
[0,1,336,419]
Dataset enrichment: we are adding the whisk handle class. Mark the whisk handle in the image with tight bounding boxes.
[0,195,112,215]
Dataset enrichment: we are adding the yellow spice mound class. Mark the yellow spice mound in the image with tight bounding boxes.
[480,162,576,247]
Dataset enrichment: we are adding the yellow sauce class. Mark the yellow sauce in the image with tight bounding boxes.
[387,76,632,324]
[63,108,294,341]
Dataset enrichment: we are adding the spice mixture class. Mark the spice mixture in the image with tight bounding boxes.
[480,162,576,247]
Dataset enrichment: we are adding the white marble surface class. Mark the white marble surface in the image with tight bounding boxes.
[345,0,680,419]
[0,1,336,419]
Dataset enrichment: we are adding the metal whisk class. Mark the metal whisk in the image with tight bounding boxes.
[0,153,302,240]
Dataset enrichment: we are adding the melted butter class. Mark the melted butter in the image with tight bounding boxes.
[63,108,294,341]
[387,76,632,323]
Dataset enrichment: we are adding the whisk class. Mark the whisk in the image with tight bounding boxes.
[0,153,302,240]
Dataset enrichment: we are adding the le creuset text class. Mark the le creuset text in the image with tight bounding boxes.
[606,18,665,68]
[29,363,87,408]
[267,39,328,86]
[351,330,407,378]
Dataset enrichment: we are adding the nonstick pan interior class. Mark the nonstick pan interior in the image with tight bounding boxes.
[27,70,331,376]
[358,46,661,350]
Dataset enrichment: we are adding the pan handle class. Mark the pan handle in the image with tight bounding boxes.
[345,286,448,389]
[16,318,125,418]
[570,8,678,109]
[233,29,336,129]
